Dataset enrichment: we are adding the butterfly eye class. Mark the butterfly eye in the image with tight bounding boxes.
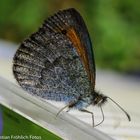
[61,29,67,35]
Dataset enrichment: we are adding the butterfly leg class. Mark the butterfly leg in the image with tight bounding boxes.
[80,109,94,127]
[56,101,77,116]
[56,104,70,117]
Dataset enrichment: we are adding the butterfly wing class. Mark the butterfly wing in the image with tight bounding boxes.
[60,8,96,88]
[13,8,95,103]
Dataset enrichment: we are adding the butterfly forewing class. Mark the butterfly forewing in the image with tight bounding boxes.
[13,8,95,103]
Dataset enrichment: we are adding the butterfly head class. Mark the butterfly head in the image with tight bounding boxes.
[92,91,131,121]
[92,91,107,106]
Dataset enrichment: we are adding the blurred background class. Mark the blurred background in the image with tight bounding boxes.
[0,0,140,140]
[0,0,140,73]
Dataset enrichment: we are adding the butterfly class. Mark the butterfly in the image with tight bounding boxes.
[13,8,131,126]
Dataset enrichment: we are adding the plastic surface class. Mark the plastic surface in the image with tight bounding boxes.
[0,77,113,140]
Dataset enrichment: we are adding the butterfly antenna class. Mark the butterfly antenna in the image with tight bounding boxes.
[94,105,104,127]
[107,97,131,121]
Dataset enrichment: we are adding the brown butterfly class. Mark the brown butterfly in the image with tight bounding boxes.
[13,8,131,126]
